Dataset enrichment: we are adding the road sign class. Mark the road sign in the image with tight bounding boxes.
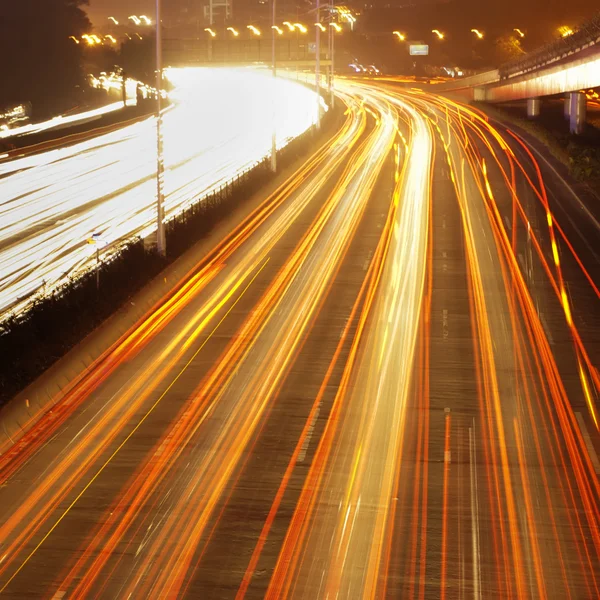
[308,42,317,54]
[87,232,107,247]
[409,44,429,56]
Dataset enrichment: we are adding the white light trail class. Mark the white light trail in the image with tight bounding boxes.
[0,68,319,318]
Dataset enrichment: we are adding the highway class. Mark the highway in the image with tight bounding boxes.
[0,80,598,599]
[0,68,318,318]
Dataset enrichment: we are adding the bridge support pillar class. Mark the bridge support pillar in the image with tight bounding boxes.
[527,97,540,119]
[569,91,586,135]
[473,87,486,102]
[564,94,571,119]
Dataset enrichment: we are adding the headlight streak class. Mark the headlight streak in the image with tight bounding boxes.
[264,82,599,599]
[0,78,598,600]
[0,102,137,141]
[0,91,391,597]
[0,99,362,589]
[265,84,433,599]
[0,68,319,320]
[95,96,388,600]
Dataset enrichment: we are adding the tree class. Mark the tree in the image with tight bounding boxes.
[494,35,526,64]
[0,0,91,117]
[120,35,157,84]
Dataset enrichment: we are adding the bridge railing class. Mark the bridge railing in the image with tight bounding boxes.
[499,11,600,79]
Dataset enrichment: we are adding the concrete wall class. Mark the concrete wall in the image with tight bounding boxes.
[431,69,500,95]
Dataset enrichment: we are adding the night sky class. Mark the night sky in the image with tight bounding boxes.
[86,0,599,29]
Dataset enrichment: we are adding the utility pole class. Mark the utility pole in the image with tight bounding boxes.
[155,0,166,256]
[327,6,332,106]
[329,7,336,107]
[315,0,321,129]
[271,0,277,172]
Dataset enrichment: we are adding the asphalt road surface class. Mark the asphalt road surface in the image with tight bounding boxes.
[0,82,598,599]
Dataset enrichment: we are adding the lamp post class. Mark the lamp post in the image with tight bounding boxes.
[329,22,341,106]
[247,25,261,59]
[292,23,307,80]
[271,0,277,172]
[315,0,321,130]
[155,0,166,256]
[204,28,216,61]
[327,13,332,102]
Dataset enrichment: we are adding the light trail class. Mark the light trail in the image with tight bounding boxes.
[0,89,367,595]
[0,100,137,140]
[0,79,597,599]
[0,68,319,318]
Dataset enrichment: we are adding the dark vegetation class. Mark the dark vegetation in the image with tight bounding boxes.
[0,107,339,407]
[478,100,600,184]
[0,0,160,121]
[0,0,91,118]
[341,1,597,73]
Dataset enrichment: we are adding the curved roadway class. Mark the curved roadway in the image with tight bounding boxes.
[0,81,598,599]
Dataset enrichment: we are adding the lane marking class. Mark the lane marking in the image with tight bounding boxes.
[469,424,482,600]
[575,412,600,475]
[538,311,554,345]
[0,258,271,594]
[442,309,449,342]
[297,404,321,463]
[444,408,451,463]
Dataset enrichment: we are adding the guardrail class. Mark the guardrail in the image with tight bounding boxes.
[432,69,500,92]
[499,11,600,79]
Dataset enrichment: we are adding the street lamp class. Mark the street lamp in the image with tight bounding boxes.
[337,7,356,31]
[393,31,406,41]
[139,15,152,25]
[108,16,119,25]
[227,27,239,36]
[471,28,484,39]
[315,22,326,32]
[514,28,525,38]
[204,28,216,37]
[272,25,283,35]
[248,25,261,61]
[293,23,308,33]
[283,21,295,32]
[432,29,445,40]
[129,15,141,25]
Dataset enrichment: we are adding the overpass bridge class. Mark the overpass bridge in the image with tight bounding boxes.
[435,11,600,134]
